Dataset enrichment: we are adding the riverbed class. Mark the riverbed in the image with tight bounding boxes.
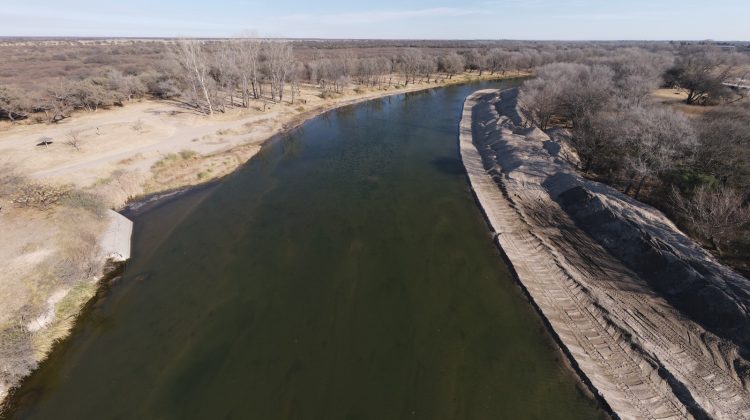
[4,80,606,420]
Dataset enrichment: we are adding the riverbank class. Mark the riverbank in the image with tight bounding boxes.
[0,72,528,409]
[460,88,750,419]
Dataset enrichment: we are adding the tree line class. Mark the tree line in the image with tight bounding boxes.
[0,39,702,124]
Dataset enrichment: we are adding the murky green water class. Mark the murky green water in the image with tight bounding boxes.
[5,81,606,420]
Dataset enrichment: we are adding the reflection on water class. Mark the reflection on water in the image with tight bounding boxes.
[5,80,607,420]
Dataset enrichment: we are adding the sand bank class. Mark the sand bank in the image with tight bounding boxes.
[460,88,750,419]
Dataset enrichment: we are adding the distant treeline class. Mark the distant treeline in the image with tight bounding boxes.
[2,39,744,123]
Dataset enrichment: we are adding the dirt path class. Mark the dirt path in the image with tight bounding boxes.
[461,89,750,419]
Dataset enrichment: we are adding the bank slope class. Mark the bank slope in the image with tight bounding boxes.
[460,88,750,420]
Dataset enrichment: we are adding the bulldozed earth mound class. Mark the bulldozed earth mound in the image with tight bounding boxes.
[460,88,750,419]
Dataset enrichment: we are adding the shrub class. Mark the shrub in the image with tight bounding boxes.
[11,184,72,211]
[178,149,198,160]
[62,190,107,217]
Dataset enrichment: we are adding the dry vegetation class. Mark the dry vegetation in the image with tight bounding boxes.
[4,38,744,125]
[517,44,750,275]
[0,167,107,401]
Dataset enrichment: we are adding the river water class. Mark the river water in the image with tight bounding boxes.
[5,80,606,419]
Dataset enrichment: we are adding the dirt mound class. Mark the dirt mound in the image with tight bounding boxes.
[462,87,750,419]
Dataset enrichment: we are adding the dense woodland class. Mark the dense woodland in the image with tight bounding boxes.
[0,38,749,272]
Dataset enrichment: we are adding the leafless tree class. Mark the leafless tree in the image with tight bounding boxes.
[173,39,215,114]
[132,118,145,134]
[266,41,294,102]
[664,47,738,105]
[487,48,512,75]
[288,61,304,104]
[397,49,423,85]
[105,69,147,101]
[570,111,624,174]
[438,52,465,79]
[519,63,616,127]
[672,185,750,251]
[694,102,750,188]
[65,130,82,151]
[419,55,438,83]
[238,38,262,102]
[587,48,672,106]
[463,49,486,74]
[0,86,30,123]
[518,77,563,130]
[212,41,241,110]
[618,106,697,198]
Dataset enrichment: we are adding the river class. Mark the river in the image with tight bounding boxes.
[4,80,606,420]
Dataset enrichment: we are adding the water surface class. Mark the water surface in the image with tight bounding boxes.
[6,80,606,420]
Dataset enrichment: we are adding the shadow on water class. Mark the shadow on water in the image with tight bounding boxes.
[431,156,466,176]
[3,79,608,420]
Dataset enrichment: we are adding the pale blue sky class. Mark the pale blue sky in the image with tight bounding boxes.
[1,0,748,40]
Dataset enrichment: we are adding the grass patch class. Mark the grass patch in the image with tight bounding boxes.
[178,149,198,160]
[62,189,108,217]
[152,153,179,168]
[319,91,340,99]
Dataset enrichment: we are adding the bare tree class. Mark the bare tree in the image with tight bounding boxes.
[694,102,750,188]
[132,118,145,134]
[0,86,30,123]
[463,49,486,74]
[619,106,697,198]
[241,38,263,102]
[266,41,294,102]
[173,39,214,114]
[518,77,563,130]
[672,185,750,251]
[664,47,737,105]
[590,47,672,106]
[570,111,624,174]
[438,52,465,79]
[288,61,304,104]
[419,55,438,83]
[65,130,82,151]
[487,48,511,75]
[520,63,616,127]
[213,41,241,111]
[397,49,423,85]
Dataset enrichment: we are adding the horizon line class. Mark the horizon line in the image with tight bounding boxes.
[0,35,748,43]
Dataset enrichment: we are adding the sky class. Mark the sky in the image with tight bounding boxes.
[1,0,748,40]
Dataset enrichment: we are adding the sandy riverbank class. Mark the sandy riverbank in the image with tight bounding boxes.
[460,88,750,419]
[0,72,527,408]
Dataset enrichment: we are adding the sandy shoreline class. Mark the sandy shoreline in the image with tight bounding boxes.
[460,89,750,419]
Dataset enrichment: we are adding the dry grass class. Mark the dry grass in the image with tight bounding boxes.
[0,166,107,400]
[650,88,714,117]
